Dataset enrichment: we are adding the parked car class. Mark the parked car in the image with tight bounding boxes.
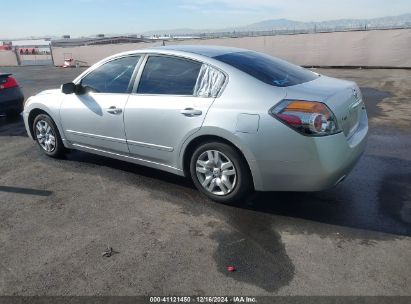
[0,73,24,117]
[23,46,368,202]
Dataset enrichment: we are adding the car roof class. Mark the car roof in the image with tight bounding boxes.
[74,45,251,83]
[150,45,248,58]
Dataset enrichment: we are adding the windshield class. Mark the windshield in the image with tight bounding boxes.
[213,51,319,87]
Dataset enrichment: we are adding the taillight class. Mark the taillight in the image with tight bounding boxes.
[270,99,340,136]
[0,76,18,90]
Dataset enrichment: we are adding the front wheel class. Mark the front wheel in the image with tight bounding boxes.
[190,142,252,203]
[33,114,65,158]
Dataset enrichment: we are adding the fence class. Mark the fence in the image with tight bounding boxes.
[18,54,53,66]
[50,28,411,68]
[178,25,411,40]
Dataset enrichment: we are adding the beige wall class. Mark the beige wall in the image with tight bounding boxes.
[0,51,18,66]
[8,28,411,68]
[174,29,411,68]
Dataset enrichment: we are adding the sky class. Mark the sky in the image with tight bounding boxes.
[1,0,410,38]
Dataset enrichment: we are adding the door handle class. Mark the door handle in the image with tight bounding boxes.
[180,108,202,117]
[106,106,122,115]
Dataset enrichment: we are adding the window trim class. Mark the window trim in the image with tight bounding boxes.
[131,54,228,98]
[76,55,143,94]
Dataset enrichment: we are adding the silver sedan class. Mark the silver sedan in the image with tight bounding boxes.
[23,45,368,202]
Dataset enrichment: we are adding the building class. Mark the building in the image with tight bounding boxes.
[51,36,148,47]
[11,39,51,55]
[8,39,53,65]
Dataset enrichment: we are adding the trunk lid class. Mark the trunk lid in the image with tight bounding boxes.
[285,75,364,138]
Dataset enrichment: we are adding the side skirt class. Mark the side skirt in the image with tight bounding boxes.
[69,143,184,176]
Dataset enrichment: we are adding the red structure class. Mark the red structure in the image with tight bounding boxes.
[19,48,37,55]
[0,45,12,51]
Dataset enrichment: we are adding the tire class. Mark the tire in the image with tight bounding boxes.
[33,114,65,158]
[190,141,252,203]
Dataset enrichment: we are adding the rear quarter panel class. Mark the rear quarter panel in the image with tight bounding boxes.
[184,65,288,190]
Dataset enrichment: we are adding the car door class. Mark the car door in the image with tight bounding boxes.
[124,55,222,168]
[60,55,140,153]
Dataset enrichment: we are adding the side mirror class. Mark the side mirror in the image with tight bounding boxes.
[61,82,76,94]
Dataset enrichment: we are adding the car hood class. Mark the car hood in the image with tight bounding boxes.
[24,88,65,114]
[36,89,61,96]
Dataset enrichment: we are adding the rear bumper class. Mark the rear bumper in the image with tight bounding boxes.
[0,87,24,113]
[253,110,368,192]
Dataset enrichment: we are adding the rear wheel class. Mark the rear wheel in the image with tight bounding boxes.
[33,114,65,158]
[190,142,252,203]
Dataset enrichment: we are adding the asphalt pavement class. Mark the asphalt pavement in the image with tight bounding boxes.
[0,66,410,296]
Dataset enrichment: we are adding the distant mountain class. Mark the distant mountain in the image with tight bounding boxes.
[230,18,305,31]
[143,13,411,35]
[2,14,410,40]
[142,28,212,36]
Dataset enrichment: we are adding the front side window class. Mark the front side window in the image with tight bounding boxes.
[213,51,318,87]
[81,56,140,93]
[137,56,202,95]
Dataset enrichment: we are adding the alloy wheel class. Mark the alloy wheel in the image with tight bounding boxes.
[35,120,56,153]
[195,150,237,196]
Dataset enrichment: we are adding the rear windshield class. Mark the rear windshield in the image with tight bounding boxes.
[213,51,318,87]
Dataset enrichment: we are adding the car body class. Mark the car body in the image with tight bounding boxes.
[0,73,24,116]
[23,45,368,202]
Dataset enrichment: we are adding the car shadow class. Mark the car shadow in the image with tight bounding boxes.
[65,149,192,188]
[0,115,28,137]
[241,189,410,237]
[64,149,411,238]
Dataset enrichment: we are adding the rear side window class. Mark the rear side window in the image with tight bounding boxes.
[81,56,139,93]
[213,51,318,87]
[137,56,202,95]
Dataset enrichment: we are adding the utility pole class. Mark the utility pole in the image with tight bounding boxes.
[13,47,21,66]
[49,44,55,66]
